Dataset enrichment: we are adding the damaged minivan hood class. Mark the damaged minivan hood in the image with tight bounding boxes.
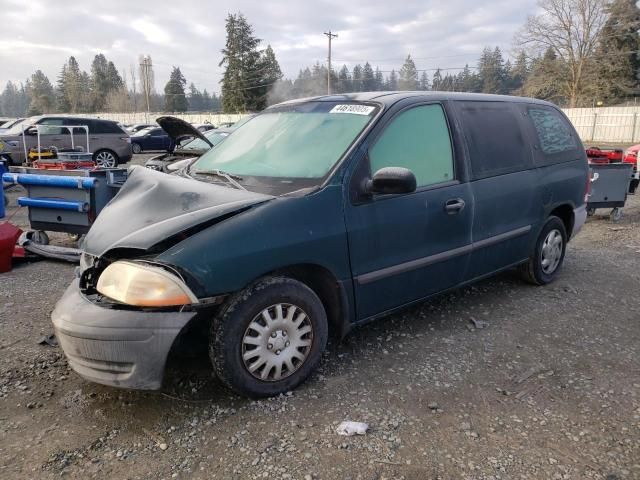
[83,166,273,257]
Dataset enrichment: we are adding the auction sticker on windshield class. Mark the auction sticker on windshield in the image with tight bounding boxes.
[330,104,375,115]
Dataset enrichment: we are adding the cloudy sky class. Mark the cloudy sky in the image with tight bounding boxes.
[0,0,539,94]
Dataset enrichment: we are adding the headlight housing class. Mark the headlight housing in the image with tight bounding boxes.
[96,261,198,307]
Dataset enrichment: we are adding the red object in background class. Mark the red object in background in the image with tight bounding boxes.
[0,223,22,273]
[623,144,639,168]
[585,147,624,164]
[32,159,96,170]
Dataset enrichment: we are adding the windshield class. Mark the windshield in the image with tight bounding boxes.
[191,101,377,180]
[181,131,229,151]
[5,116,37,135]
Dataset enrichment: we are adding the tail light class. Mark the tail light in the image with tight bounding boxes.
[120,137,131,143]
[584,171,591,203]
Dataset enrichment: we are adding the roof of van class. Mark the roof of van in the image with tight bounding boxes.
[274,91,557,108]
[26,114,118,123]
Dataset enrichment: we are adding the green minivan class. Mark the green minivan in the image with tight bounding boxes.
[52,92,589,397]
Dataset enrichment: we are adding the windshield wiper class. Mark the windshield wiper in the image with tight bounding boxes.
[192,169,246,190]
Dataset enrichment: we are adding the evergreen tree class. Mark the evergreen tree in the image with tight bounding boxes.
[523,48,566,104]
[478,46,507,94]
[259,44,283,107]
[79,71,92,112]
[106,62,124,92]
[431,69,443,90]
[374,67,384,91]
[55,65,70,112]
[219,13,263,112]
[188,82,204,111]
[361,62,376,91]
[441,74,455,91]
[351,64,363,92]
[419,71,430,91]
[0,81,30,117]
[387,70,398,90]
[399,55,418,90]
[337,65,351,93]
[65,56,84,113]
[27,70,55,115]
[591,0,640,102]
[90,54,109,111]
[164,67,188,112]
[510,52,530,94]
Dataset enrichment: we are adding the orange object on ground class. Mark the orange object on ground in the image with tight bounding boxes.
[0,222,22,273]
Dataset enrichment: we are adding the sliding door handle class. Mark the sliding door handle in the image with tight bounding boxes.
[444,198,466,215]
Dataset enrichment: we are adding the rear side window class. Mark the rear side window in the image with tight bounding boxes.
[96,121,126,134]
[527,107,578,161]
[370,104,454,187]
[459,101,531,179]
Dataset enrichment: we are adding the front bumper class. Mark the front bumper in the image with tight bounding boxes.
[52,279,196,390]
[572,204,587,239]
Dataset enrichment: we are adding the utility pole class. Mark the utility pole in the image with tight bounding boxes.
[324,31,338,95]
[139,56,152,122]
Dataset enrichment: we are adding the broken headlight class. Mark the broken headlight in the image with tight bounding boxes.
[96,261,198,307]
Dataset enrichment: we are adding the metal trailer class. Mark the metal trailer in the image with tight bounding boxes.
[22,123,91,166]
[1,168,128,241]
[587,162,634,221]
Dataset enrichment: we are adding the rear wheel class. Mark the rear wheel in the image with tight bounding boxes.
[132,143,142,154]
[93,149,118,168]
[210,276,328,398]
[520,216,567,285]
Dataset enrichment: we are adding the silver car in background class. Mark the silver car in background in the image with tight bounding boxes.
[0,115,133,167]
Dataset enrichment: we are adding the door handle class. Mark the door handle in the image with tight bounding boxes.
[444,198,466,214]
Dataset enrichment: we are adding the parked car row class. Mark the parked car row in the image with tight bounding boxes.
[0,117,25,133]
[144,117,232,172]
[0,115,132,167]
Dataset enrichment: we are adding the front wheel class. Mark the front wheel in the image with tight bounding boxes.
[93,149,118,168]
[210,276,328,398]
[131,143,142,154]
[520,216,567,285]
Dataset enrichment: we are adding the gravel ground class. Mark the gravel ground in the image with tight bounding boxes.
[1,156,639,479]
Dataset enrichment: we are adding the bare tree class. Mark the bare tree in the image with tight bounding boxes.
[138,55,155,119]
[105,88,131,112]
[129,64,138,113]
[515,0,607,107]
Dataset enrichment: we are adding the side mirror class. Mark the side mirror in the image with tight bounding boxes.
[24,127,38,136]
[366,167,417,195]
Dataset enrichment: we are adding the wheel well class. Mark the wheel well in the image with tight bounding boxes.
[271,264,350,340]
[550,204,574,238]
[94,148,118,159]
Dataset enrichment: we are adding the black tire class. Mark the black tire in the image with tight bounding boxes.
[210,276,328,398]
[132,143,142,154]
[520,216,567,285]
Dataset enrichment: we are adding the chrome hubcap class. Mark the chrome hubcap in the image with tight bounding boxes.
[242,303,313,382]
[541,229,563,274]
[95,151,116,168]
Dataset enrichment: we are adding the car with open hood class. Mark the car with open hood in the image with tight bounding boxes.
[52,92,589,397]
[144,116,232,173]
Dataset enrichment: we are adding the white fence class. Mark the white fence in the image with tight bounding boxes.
[79,107,640,144]
[562,106,640,144]
[76,112,247,126]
